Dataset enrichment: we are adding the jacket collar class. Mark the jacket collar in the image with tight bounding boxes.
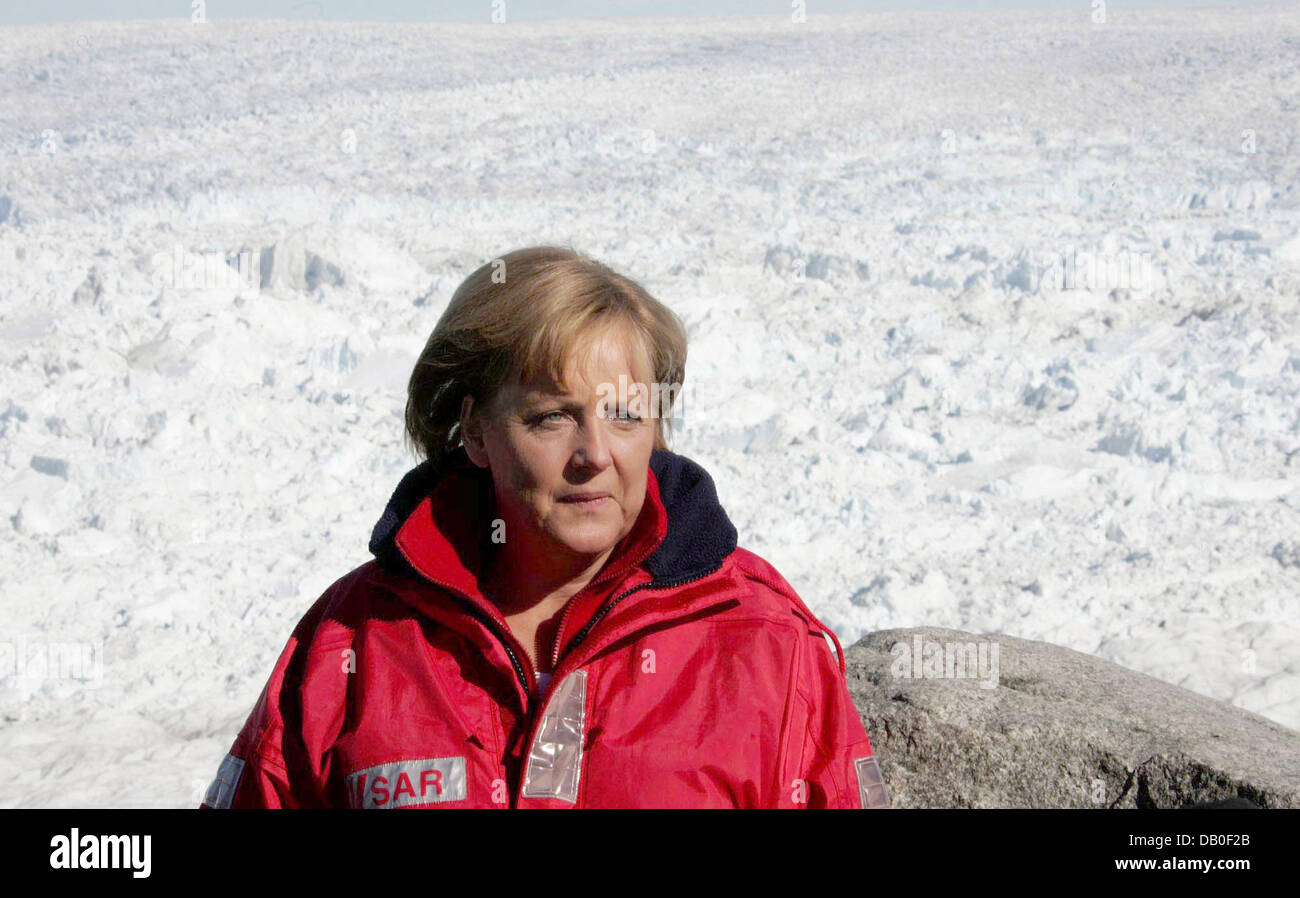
[368,445,739,605]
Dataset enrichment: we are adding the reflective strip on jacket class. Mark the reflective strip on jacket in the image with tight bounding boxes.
[200,446,888,809]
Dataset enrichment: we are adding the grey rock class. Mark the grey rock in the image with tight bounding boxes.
[847,626,1299,808]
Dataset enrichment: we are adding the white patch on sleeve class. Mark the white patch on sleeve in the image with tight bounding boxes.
[204,753,246,809]
[854,755,890,808]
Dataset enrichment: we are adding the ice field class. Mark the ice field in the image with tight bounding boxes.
[1,5,1298,806]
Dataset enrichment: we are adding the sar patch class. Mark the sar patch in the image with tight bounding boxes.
[346,757,467,809]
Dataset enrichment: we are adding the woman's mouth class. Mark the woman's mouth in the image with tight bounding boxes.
[559,493,612,507]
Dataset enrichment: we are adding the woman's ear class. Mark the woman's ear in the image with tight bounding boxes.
[459,395,490,468]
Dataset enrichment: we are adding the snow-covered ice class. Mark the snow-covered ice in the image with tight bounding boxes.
[1,5,1298,807]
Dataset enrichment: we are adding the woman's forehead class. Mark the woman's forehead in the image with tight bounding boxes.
[515,365,652,401]
[523,331,653,395]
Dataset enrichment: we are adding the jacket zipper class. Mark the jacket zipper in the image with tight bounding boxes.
[558,564,723,663]
[546,532,667,672]
[403,529,732,805]
[447,594,533,698]
[389,553,543,805]
[515,563,727,807]
[395,551,536,702]
[549,599,576,672]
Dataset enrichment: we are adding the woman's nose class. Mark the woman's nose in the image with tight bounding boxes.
[571,416,613,469]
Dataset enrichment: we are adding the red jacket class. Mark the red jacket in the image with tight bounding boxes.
[200,447,888,809]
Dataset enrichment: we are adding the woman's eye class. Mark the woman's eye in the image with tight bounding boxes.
[532,408,640,425]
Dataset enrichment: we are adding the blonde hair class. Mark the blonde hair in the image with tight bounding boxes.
[405,245,688,470]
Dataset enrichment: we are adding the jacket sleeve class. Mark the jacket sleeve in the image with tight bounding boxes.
[198,634,318,808]
[792,626,891,809]
[199,588,349,809]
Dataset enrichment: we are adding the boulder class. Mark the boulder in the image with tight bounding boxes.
[846,626,1299,808]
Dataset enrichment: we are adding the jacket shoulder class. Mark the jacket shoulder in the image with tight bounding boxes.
[288,559,406,652]
[728,547,830,631]
[726,546,847,671]
[233,561,398,748]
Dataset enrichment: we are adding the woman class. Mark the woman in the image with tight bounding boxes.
[200,246,888,809]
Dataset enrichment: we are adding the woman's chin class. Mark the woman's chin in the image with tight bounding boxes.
[549,525,620,558]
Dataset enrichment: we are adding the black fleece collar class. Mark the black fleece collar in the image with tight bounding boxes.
[368,445,738,584]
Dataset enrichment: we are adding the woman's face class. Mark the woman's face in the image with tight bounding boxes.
[460,328,659,568]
